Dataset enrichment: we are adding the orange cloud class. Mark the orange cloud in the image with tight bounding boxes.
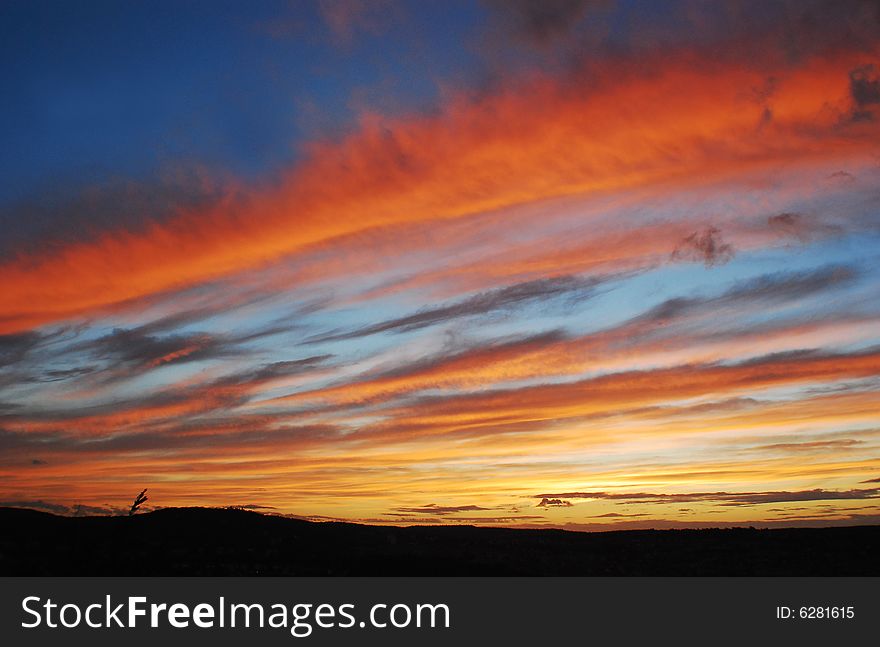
[2,49,877,333]
[350,348,880,442]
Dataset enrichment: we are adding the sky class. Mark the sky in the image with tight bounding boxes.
[1,0,880,530]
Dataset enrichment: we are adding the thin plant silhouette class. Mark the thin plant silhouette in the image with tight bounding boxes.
[129,489,148,516]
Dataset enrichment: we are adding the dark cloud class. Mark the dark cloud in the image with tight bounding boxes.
[481,0,880,85]
[726,265,857,303]
[212,355,333,389]
[81,327,231,370]
[0,332,42,367]
[534,487,880,506]
[733,348,823,367]
[0,428,44,452]
[22,308,311,389]
[111,287,312,345]
[827,170,856,184]
[638,264,858,323]
[670,227,735,267]
[21,366,98,384]
[308,275,603,343]
[767,212,802,228]
[654,1,880,65]
[710,490,880,506]
[850,64,880,107]
[766,212,844,242]
[0,168,232,259]
[127,307,229,338]
[0,500,126,516]
[393,504,492,515]
[861,476,880,483]
[0,420,340,458]
[0,500,69,515]
[748,439,863,453]
[284,264,865,421]
[849,64,880,121]
[70,318,309,383]
[4,306,288,390]
[483,0,607,46]
[0,386,234,427]
[432,2,857,136]
[802,377,880,397]
[593,512,648,518]
[0,168,230,256]
[30,458,47,465]
[0,355,334,449]
[537,497,572,507]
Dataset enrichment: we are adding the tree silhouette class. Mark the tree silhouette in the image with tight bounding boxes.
[129,489,148,516]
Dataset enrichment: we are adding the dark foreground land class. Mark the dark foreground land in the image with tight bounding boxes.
[1,507,878,576]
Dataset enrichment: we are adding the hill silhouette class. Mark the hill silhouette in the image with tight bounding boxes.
[1,506,878,576]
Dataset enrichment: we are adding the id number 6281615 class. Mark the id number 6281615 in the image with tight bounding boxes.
[776,606,854,620]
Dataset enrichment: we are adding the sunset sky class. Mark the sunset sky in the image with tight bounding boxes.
[2,0,880,530]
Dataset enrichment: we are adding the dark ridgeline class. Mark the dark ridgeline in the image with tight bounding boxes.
[1,506,878,576]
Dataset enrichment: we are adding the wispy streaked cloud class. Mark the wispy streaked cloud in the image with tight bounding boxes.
[534,488,880,506]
